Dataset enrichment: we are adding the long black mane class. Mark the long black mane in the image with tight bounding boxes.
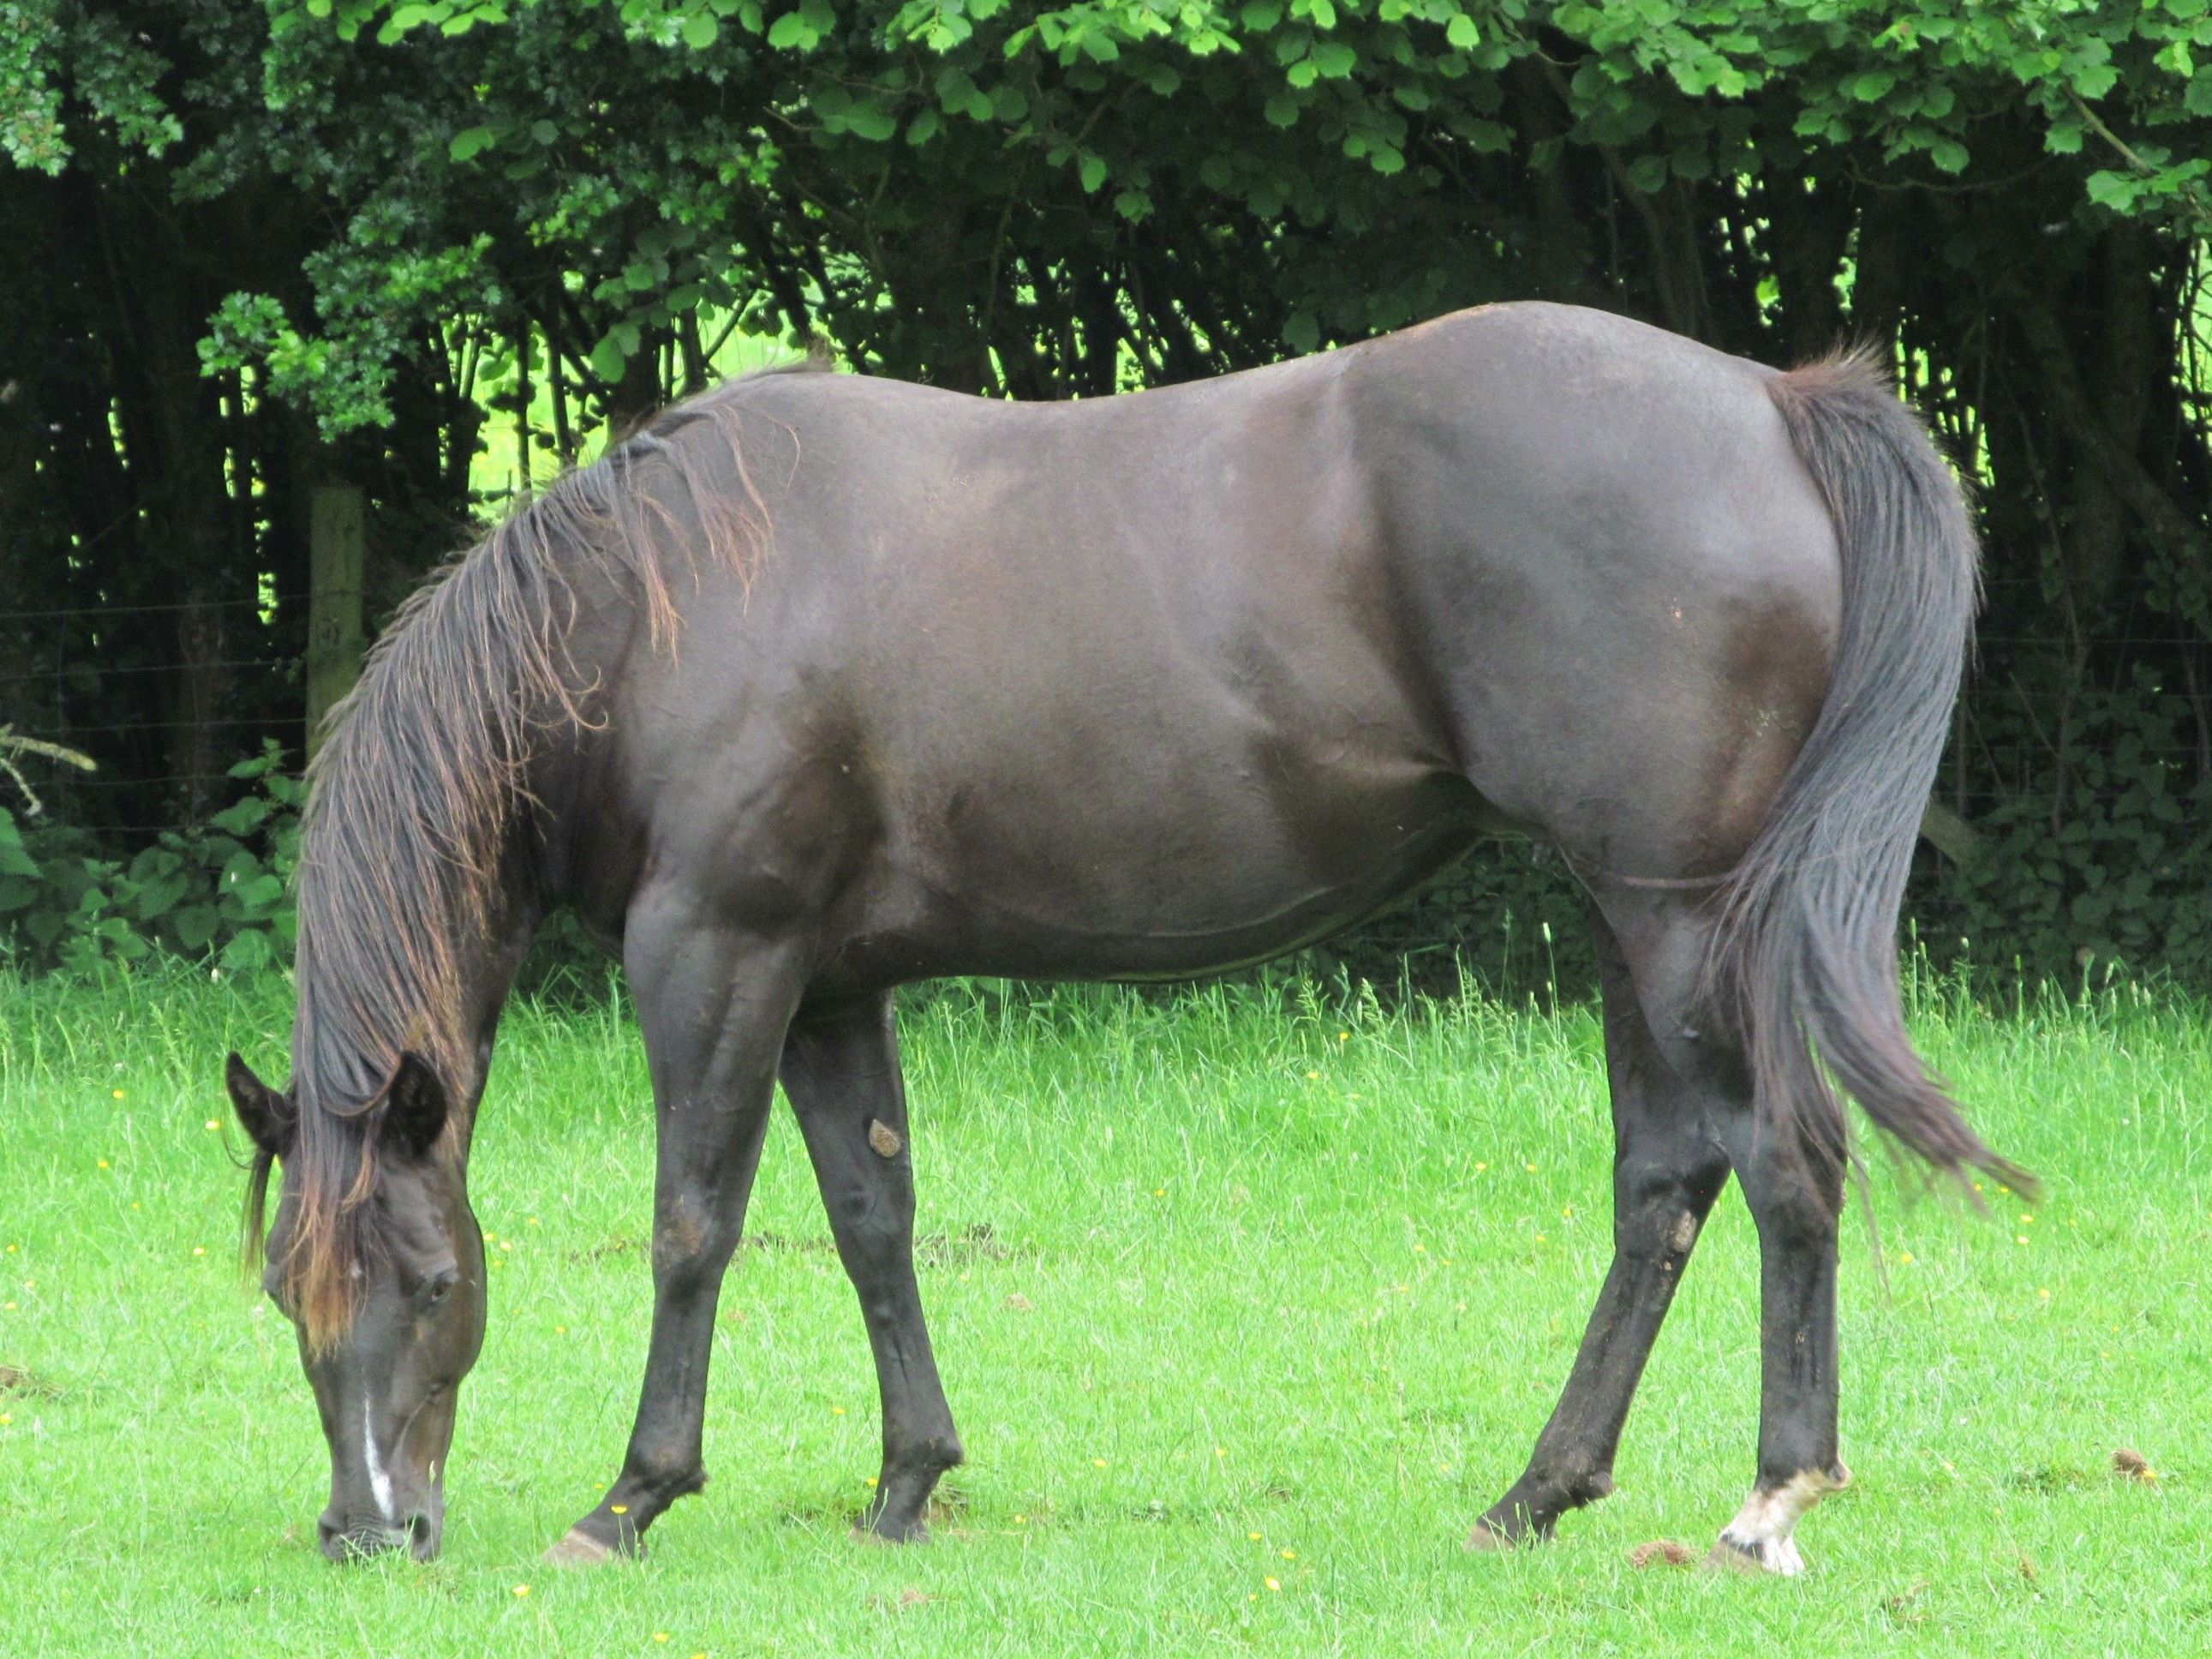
[248,366,815,1345]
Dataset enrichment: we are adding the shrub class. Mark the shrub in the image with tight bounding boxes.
[0,743,301,978]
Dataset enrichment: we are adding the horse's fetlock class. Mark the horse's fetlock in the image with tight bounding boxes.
[625,1439,708,1506]
[887,1428,964,1475]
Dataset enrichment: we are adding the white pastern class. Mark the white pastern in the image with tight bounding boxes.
[1711,1464,1849,1576]
[362,1388,398,1524]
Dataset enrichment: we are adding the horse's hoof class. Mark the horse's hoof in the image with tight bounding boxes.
[544,1526,619,1567]
[1464,1518,1515,1553]
[1703,1466,1842,1577]
[1704,1533,1806,1577]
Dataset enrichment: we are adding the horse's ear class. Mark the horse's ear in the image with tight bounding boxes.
[382,1052,449,1159]
[225,1052,295,1158]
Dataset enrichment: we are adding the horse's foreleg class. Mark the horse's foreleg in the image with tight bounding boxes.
[546,919,806,1566]
[781,993,962,1542]
[1705,1104,1848,1575]
[1472,910,1731,1549]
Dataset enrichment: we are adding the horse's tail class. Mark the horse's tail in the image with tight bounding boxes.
[1710,349,2030,1199]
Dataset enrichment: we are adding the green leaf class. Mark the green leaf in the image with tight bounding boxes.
[449,125,497,162]
[1264,92,1301,127]
[681,10,720,48]
[1309,40,1356,78]
[1283,311,1319,353]
[1929,138,1969,175]
[0,811,37,879]
[590,332,631,382]
[2083,170,2136,210]
[844,103,897,141]
[208,797,272,835]
[235,874,285,914]
[1079,151,1107,193]
[1444,12,1478,49]
[172,905,218,952]
[221,928,273,975]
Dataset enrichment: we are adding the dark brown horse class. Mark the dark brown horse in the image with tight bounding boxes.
[225,302,2018,1573]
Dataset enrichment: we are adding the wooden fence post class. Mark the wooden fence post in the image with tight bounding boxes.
[306,484,365,759]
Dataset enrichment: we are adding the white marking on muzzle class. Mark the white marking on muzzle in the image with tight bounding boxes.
[362,1386,397,1524]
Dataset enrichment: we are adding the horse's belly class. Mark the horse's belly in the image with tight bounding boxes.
[843,760,1486,983]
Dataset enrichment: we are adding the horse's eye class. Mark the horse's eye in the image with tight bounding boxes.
[421,1268,458,1309]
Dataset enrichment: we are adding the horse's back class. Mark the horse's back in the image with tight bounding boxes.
[595,306,1841,982]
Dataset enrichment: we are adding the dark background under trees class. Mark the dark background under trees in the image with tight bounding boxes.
[3,0,2209,994]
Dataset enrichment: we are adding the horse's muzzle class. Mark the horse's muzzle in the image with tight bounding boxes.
[319,1509,441,1562]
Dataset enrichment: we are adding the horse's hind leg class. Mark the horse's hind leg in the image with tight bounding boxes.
[1605,897,1850,1575]
[1486,891,1850,1573]
[1703,1047,1849,1575]
[780,992,963,1542]
[1470,908,1731,1548]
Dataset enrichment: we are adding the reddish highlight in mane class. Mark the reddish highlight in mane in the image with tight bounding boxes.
[257,368,816,1351]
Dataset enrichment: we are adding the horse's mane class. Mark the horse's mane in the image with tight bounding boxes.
[250,358,824,1350]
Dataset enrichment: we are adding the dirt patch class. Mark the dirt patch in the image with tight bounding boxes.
[2009,1463,2095,1493]
[1627,1540,1695,1568]
[0,1364,60,1398]
[868,1586,936,1612]
[2113,1446,2160,1483]
[570,1234,642,1262]
[1881,1581,1932,1628]
[917,1223,1019,1267]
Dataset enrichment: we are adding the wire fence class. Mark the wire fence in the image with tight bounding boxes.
[1,593,307,827]
[5,593,2210,837]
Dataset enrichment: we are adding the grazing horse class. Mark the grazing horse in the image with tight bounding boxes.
[225,302,2019,1573]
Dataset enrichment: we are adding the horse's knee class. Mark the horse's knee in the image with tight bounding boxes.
[653,1191,737,1291]
[1612,1141,1728,1255]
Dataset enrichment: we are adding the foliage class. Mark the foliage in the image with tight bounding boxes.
[0,745,302,977]
[1924,671,2212,989]
[1,0,2208,989]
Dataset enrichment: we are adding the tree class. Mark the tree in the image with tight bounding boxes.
[5,0,2210,983]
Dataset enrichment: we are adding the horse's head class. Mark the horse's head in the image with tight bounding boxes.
[227,1050,486,1562]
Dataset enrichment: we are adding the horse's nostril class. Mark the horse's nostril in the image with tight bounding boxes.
[318,1512,410,1561]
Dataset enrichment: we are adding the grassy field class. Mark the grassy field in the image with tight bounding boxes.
[0,967,2203,1656]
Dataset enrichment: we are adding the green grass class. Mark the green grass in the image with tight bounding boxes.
[1,967,2204,1656]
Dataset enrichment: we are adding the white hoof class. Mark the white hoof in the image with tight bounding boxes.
[1707,1466,1848,1577]
[1706,1530,1806,1576]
